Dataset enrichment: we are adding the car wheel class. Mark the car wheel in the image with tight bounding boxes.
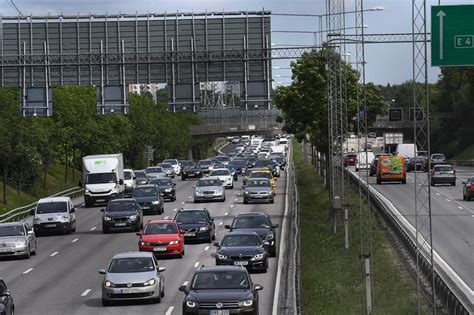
[161,285,165,298]
[270,246,277,258]
[431,181,435,187]
[154,293,162,304]
[463,193,466,200]
[102,225,109,234]
[212,231,216,241]
[31,241,37,255]
[401,179,406,184]
[221,196,226,202]
[452,182,456,187]
[66,223,72,235]
[243,198,248,204]
[270,198,274,204]
[24,246,31,259]
[207,232,213,243]
[376,178,381,185]
[72,222,76,232]
[102,298,111,306]
[179,248,185,258]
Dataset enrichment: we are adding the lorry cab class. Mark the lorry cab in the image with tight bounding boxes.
[33,197,76,235]
[376,155,406,184]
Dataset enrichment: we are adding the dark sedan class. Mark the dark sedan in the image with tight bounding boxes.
[101,199,143,234]
[174,208,215,243]
[407,157,428,172]
[134,170,149,186]
[229,159,247,175]
[181,164,203,181]
[225,212,278,257]
[179,266,263,315]
[0,279,14,315]
[132,184,164,215]
[462,177,474,201]
[149,177,176,201]
[215,231,268,273]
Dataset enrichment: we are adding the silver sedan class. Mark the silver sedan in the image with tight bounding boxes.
[99,252,165,306]
[193,177,226,202]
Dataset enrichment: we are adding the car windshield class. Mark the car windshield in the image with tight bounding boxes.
[432,154,445,159]
[133,187,158,197]
[144,223,178,235]
[108,257,155,273]
[36,202,68,214]
[215,156,229,162]
[146,167,163,174]
[0,225,25,237]
[221,234,261,246]
[124,171,132,180]
[135,171,146,178]
[435,166,453,172]
[107,201,136,212]
[175,211,208,224]
[211,170,230,176]
[150,178,172,186]
[233,216,270,229]
[468,177,474,183]
[250,172,271,179]
[86,172,117,184]
[197,179,221,187]
[198,160,212,166]
[247,179,271,188]
[163,160,177,165]
[159,163,172,170]
[231,160,246,167]
[192,271,249,289]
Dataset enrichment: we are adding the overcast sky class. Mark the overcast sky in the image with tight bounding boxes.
[2,0,473,85]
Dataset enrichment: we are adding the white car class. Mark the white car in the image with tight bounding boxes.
[355,151,375,171]
[123,169,136,196]
[163,159,181,175]
[209,168,234,189]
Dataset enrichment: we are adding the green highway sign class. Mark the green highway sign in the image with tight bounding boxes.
[431,5,474,67]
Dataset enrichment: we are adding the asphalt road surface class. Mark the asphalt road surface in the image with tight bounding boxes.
[0,165,288,314]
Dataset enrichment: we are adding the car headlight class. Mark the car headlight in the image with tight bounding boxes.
[251,253,265,261]
[239,299,253,307]
[216,254,228,260]
[244,191,249,195]
[215,190,223,195]
[60,215,70,223]
[265,233,274,240]
[33,217,41,223]
[165,188,172,192]
[186,300,197,308]
[144,278,156,286]
[169,240,180,245]
[104,280,115,288]
[140,240,150,246]
[152,200,160,205]
[199,226,209,231]
[267,190,273,195]
[15,240,27,248]
[103,216,112,221]
[129,215,138,221]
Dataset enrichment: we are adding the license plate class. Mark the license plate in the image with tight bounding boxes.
[45,224,57,228]
[153,247,167,252]
[96,199,105,202]
[115,223,127,227]
[141,206,150,210]
[121,288,140,294]
[210,310,229,315]
[185,233,196,237]
[234,261,248,266]
[0,248,12,252]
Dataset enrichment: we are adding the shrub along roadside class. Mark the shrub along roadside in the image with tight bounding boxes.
[294,142,425,314]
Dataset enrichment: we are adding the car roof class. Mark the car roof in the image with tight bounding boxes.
[110,198,136,203]
[146,219,176,224]
[135,184,159,188]
[247,177,270,182]
[434,164,453,168]
[196,265,247,273]
[112,251,154,259]
[0,221,25,227]
[211,168,230,171]
[37,196,70,203]
[199,176,221,181]
[226,230,260,236]
[178,208,208,212]
[235,212,269,218]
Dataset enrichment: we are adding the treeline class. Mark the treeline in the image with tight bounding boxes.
[378,67,474,158]
[0,86,201,204]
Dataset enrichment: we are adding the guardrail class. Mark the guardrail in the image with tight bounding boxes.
[0,187,84,223]
[346,170,472,314]
[448,160,474,168]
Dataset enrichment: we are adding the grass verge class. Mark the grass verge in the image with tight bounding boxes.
[0,162,81,214]
[452,144,474,161]
[295,142,424,314]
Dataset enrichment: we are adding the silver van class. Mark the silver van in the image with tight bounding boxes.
[32,197,76,235]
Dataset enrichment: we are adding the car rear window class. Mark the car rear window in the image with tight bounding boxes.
[432,154,445,159]
[434,166,453,172]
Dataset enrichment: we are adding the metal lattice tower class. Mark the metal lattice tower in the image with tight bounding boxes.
[411,0,436,312]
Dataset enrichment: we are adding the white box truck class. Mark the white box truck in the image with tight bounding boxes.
[384,132,403,154]
[81,154,125,207]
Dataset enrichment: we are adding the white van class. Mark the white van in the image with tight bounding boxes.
[32,197,76,235]
[123,169,136,196]
[355,151,375,171]
[395,143,417,161]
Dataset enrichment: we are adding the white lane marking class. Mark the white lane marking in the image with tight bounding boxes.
[173,208,178,212]
[50,251,59,257]
[219,222,223,226]
[204,246,210,251]
[230,205,234,208]
[165,306,174,315]
[458,206,463,210]
[224,212,228,216]
[72,238,79,243]
[90,226,97,231]
[446,199,451,202]
[181,201,185,205]
[194,262,200,268]
[81,289,91,296]
[436,193,440,196]
[23,268,34,274]
[164,216,169,219]
[182,281,189,286]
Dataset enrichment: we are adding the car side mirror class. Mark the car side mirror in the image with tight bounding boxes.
[224,225,231,229]
[158,267,166,272]
[100,209,105,212]
[29,209,35,216]
[1,290,11,297]
[98,269,106,275]
[27,230,34,235]
[254,284,264,291]
[180,230,186,235]
[179,285,187,293]
[70,208,75,213]
[119,179,124,185]
[133,176,136,180]
[263,241,270,246]
[78,181,82,187]
[136,232,141,236]
[213,242,220,247]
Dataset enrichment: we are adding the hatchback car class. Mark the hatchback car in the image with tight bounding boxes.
[255,159,280,177]
[157,163,175,178]
[101,199,143,233]
[243,178,274,204]
[137,220,185,258]
[407,157,428,172]
[0,279,14,314]
[230,159,247,175]
[343,154,357,167]
[0,222,37,259]
[462,177,474,201]
[32,197,76,235]
[431,164,456,186]
[215,231,268,273]
[149,177,177,201]
[181,163,203,180]
[245,169,276,191]
[132,184,164,215]
[194,177,226,203]
[197,159,215,175]
[99,252,165,306]
[163,159,181,175]
[225,212,278,257]
[179,265,263,315]
[430,153,446,168]
[174,208,216,243]
[134,170,149,186]
[145,166,166,179]
[209,168,234,189]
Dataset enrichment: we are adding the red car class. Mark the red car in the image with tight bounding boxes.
[344,154,357,167]
[137,220,185,258]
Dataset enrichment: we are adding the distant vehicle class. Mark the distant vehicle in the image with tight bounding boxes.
[355,151,375,171]
[229,159,247,175]
[197,159,215,175]
[99,252,165,306]
[149,177,176,201]
[33,197,76,235]
[0,222,37,259]
[462,177,474,201]
[134,170,149,186]
[132,184,164,215]
[417,150,428,158]
[123,169,136,196]
[81,154,125,207]
[137,220,185,258]
[430,153,446,168]
[178,160,194,170]
[214,155,230,166]
[376,155,406,184]
[209,168,234,189]
[246,169,276,191]
[383,132,403,155]
[369,158,378,177]
[157,163,175,178]
[255,159,280,177]
[101,199,143,233]
[367,132,377,138]
[214,231,269,273]
[269,154,286,170]
[431,164,456,186]
[278,138,289,148]
[179,265,263,315]
[407,157,427,172]
[225,212,278,257]
[0,279,14,314]
[241,135,251,141]
[232,137,240,144]
[344,154,357,167]
[181,163,203,180]
[395,143,417,162]
[145,166,166,179]
[193,177,226,203]
[174,208,216,243]
[245,156,257,168]
[243,178,274,204]
[163,159,181,175]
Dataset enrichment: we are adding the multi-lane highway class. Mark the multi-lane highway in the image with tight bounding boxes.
[0,153,288,314]
[353,166,474,291]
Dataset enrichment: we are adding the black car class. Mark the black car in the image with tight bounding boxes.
[179,265,263,315]
[215,231,268,273]
[149,177,177,201]
[0,280,14,315]
[269,154,286,170]
[134,170,149,186]
[181,163,203,180]
[174,208,215,243]
[230,159,247,175]
[132,184,164,214]
[101,199,143,234]
[225,212,278,257]
[244,156,257,169]
[407,157,428,172]
[254,159,279,177]
[369,158,378,176]
[179,160,195,170]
